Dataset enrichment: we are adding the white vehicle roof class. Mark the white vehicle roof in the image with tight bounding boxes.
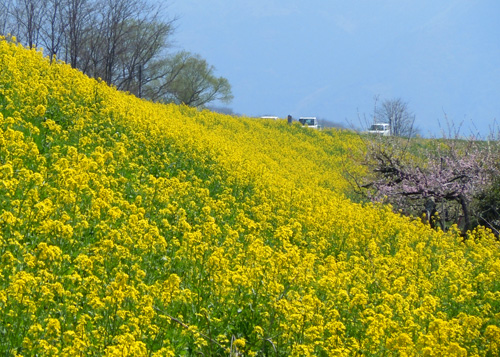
[368,123,390,130]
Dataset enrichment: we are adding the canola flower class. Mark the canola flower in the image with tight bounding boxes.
[0,38,500,356]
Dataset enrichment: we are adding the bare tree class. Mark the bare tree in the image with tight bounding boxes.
[9,0,47,48]
[112,14,174,95]
[376,98,416,137]
[77,10,109,77]
[0,0,13,35]
[72,0,173,94]
[63,0,94,68]
[39,0,67,61]
[97,0,134,83]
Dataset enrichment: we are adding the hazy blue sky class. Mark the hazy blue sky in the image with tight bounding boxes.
[168,0,499,137]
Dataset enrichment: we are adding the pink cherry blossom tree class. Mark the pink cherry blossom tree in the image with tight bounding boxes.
[355,134,499,236]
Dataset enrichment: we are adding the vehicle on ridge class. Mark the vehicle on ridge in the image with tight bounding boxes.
[299,117,320,129]
[367,123,391,136]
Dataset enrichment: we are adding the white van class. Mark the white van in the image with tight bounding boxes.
[367,123,390,136]
[299,117,320,129]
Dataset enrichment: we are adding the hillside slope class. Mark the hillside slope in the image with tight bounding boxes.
[1,39,500,356]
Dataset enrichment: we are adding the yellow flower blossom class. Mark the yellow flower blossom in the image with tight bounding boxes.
[0,37,499,356]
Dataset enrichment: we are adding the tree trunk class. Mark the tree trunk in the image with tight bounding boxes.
[458,193,470,236]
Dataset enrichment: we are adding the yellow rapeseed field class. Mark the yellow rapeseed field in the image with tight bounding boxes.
[1,38,499,356]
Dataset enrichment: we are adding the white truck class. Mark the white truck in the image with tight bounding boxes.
[299,117,320,129]
[367,123,391,136]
